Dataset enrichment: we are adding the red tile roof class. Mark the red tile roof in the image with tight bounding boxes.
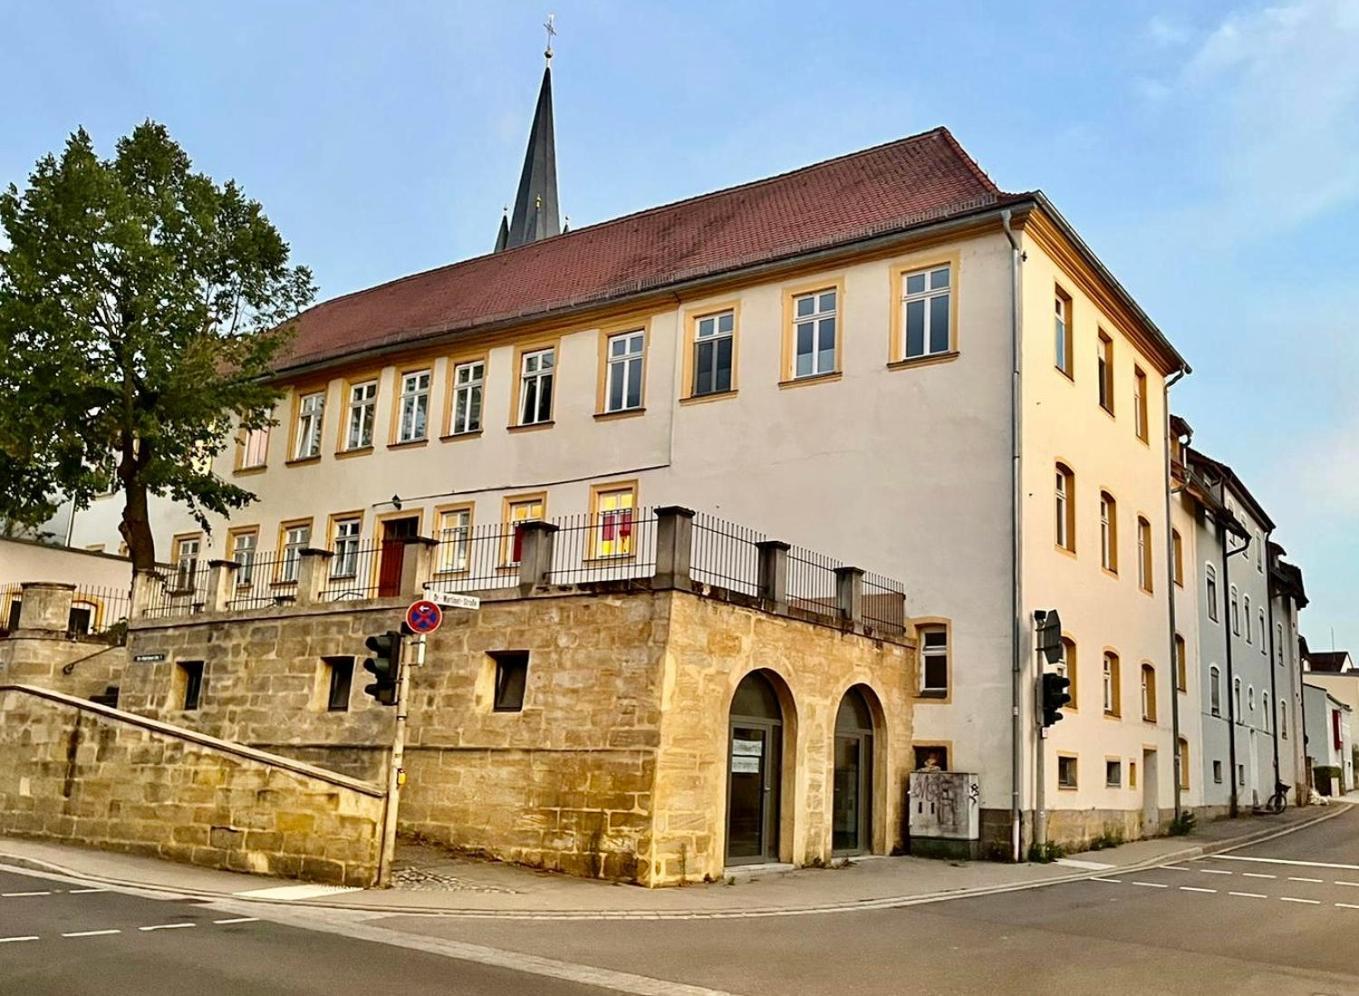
[279,127,1027,372]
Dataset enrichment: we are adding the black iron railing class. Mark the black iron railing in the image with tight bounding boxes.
[546,508,657,585]
[787,544,842,623]
[426,520,520,592]
[689,512,765,596]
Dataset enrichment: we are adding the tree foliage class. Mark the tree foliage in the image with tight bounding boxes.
[0,122,314,570]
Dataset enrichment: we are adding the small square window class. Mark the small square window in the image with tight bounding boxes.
[1057,755,1078,789]
[324,656,354,712]
[1105,760,1122,787]
[490,651,529,712]
[178,660,205,711]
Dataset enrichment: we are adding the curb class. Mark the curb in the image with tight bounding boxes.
[0,804,1348,921]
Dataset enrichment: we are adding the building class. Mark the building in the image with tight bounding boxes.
[1303,682,1353,796]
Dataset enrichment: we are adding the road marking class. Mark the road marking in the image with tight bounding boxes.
[1337,881,1359,888]
[1280,897,1321,905]
[1,890,52,897]
[1229,892,1267,898]
[1288,876,1323,883]
[234,884,359,900]
[213,917,259,925]
[1180,886,1217,894]
[1162,865,1191,872]
[139,922,196,931]
[1198,869,1232,875]
[62,929,121,938]
[1131,881,1169,888]
[1336,903,1359,910]
[1056,858,1115,870]
[1242,872,1276,879]
[1090,878,1123,884]
[0,936,39,944]
[67,888,107,894]
[1211,855,1359,872]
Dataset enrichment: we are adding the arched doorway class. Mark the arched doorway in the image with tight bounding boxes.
[727,670,784,864]
[833,686,875,854]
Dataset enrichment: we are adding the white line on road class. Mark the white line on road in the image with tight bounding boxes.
[1198,869,1232,875]
[1162,865,1191,871]
[1090,878,1123,884]
[0,936,39,944]
[234,884,359,900]
[1055,858,1115,870]
[1336,903,1359,910]
[1229,892,1267,898]
[1279,897,1321,905]
[1337,881,1359,887]
[67,888,107,894]
[1211,855,1359,872]
[138,923,196,932]
[1,890,52,897]
[1242,873,1276,879]
[1180,887,1217,894]
[1131,881,1169,888]
[1288,877,1323,883]
[62,929,121,938]
[212,917,259,925]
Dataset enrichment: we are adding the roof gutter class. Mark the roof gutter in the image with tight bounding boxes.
[272,200,1038,382]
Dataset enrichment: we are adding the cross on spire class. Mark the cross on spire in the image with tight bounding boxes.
[544,13,556,61]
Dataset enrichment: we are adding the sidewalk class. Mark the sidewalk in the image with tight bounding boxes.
[0,803,1345,920]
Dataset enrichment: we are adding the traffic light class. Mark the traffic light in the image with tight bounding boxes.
[362,630,402,705]
[1041,671,1072,727]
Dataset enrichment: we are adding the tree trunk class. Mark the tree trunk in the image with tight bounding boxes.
[120,481,157,572]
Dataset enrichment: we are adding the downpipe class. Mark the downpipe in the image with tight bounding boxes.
[1002,209,1025,862]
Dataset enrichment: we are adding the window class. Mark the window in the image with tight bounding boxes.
[1256,533,1263,572]
[1230,585,1240,634]
[1206,564,1219,622]
[504,494,546,565]
[172,536,201,592]
[1172,530,1184,586]
[1275,622,1284,666]
[331,517,361,578]
[1137,517,1153,593]
[1213,760,1223,784]
[1102,652,1120,716]
[913,745,950,771]
[1175,634,1187,692]
[1247,684,1255,713]
[1244,595,1252,643]
[1054,287,1073,377]
[178,661,204,711]
[435,506,473,573]
[1209,666,1222,717]
[1141,664,1157,723]
[901,265,951,359]
[1262,691,1271,731]
[345,380,377,450]
[1233,676,1242,719]
[604,329,646,412]
[451,360,485,435]
[229,530,258,586]
[240,426,270,469]
[1057,755,1078,789]
[1056,464,1075,552]
[692,309,735,396]
[790,287,838,378]
[1099,492,1118,572]
[294,391,325,459]
[919,625,949,697]
[1178,738,1190,790]
[1238,764,1245,787]
[1258,609,1266,655]
[1133,366,1149,442]
[397,369,431,442]
[280,522,311,583]
[1056,637,1077,710]
[518,348,555,425]
[1106,759,1122,787]
[324,656,353,712]
[1097,332,1114,412]
[490,651,529,712]
[1280,700,1288,738]
[592,483,636,558]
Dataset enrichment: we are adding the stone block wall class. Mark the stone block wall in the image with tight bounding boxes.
[0,684,385,887]
[0,582,129,701]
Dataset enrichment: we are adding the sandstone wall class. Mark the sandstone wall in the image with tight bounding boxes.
[0,684,385,886]
[0,633,127,702]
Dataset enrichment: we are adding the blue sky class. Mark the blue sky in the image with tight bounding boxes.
[4,0,1356,651]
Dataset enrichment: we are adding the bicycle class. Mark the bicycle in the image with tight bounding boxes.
[1263,781,1289,814]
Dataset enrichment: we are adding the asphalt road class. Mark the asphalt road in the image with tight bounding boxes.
[3,807,1357,995]
[0,868,613,996]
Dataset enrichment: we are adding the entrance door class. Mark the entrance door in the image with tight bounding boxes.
[833,686,875,854]
[378,516,419,597]
[1142,749,1159,832]
[727,671,783,865]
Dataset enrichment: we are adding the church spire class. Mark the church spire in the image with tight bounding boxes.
[496,16,560,252]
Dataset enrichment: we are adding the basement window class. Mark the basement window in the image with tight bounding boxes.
[1105,760,1121,787]
[178,661,204,711]
[324,656,354,712]
[490,651,529,713]
[1057,755,1078,790]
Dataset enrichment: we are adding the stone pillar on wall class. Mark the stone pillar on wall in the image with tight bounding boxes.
[130,570,161,620]
[205,559,240,613]
[834,566,864,625]
[756,540,790,612]
[654,506,695,590]
[296,548,334,606]
[515,522,559,589]
[17,583,75,633]
[400,537,438,598]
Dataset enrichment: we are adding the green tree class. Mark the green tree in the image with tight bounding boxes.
[0,122,314,572]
